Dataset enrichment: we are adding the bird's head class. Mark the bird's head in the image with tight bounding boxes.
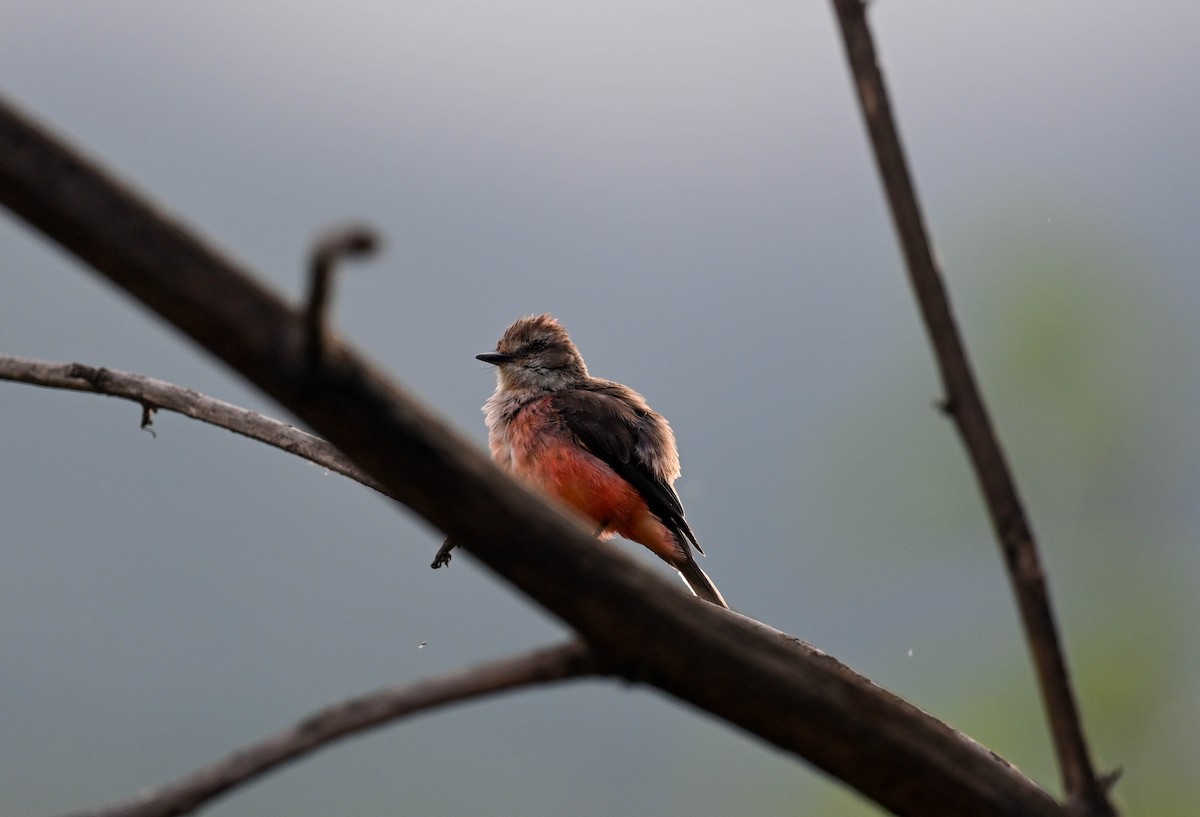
[478,314,589,391]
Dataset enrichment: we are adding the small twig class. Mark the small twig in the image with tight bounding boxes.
[53,641,600,817]
[140,403,157,436]
[304,226,379,372]
[0,356,388,496]
[432,537,460,569]
[829,2,1116,815]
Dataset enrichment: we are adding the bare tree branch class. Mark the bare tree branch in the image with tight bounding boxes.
[53,642,600,817]
[829,2,1116,815]
[304,226,379,372]
[0,355,387,496]
[0,93,1074,816]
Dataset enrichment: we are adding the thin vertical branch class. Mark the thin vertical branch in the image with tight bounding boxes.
[829,3,1116,815]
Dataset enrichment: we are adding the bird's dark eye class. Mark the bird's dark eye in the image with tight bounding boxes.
[520,339,549,356]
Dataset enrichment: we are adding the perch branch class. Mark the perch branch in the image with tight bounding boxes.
[0,356,387,496]
[0,92,1072,817]
[829,2,1115,815]
[55,642,599,817]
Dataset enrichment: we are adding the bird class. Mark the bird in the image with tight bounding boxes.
[469,313,727,607]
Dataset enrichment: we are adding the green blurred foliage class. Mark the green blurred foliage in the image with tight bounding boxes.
[802,217,1197,816]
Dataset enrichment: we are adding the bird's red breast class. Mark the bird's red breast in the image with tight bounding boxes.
[502,395,685,565]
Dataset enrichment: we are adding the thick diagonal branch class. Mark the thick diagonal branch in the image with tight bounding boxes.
[0,93,1071,817]
[55,642,599,817]
[829,2,1115,815]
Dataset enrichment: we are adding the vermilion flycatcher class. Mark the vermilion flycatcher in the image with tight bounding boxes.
[475,314,727,607]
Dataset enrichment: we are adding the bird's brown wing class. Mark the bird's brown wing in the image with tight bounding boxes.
[550,385,702,554]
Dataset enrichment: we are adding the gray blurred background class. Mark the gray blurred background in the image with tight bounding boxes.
[2,3,1197,815]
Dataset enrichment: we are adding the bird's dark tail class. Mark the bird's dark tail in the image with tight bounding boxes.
[676,557,729,608]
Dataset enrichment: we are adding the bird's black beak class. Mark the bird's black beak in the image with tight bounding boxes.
[476,352,513,366]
